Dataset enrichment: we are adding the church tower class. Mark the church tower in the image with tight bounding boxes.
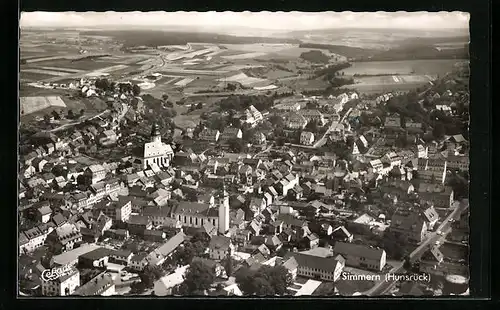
[218,182,230,234]
[151,122,161,143]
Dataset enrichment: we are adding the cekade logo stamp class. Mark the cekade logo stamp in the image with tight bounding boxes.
[41,265,73,282]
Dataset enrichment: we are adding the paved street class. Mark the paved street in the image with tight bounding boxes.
[364,199,469,296]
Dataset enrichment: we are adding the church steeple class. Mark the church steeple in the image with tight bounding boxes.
[218,180,230,234]
[151,122,161,143]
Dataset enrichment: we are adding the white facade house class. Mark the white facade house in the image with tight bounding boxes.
[41,268,80,296]
[300,131,315,146]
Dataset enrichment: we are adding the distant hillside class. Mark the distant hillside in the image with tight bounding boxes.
[299,42,468,62]
[299,50,330,63]
[299,43,378,60]
[355,44,469,62]
[80,30,301,47]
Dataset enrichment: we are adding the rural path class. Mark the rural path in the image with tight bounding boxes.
[363,200,469,296]
[44,110,108,133]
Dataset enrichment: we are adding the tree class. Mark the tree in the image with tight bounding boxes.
[268,115,284,129]
[178,260,215,295]
[432,122,445,140]
[43,114,51,124]
[305,119,319,133]
[223,254,234,277]
[51,110,60,120]
[67,110,75,119]
[196,102,203,110]
[132,84,141,96]
[253,277,275,296]
[235,265,293,296]
[80,109,85,117]
[228,138,245,153]
[139,265,163,288]
[162,94,169,101]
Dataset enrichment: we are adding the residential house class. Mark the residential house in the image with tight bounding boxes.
[405,120,424,133]
[219,128,243,142]
[46,223,83,254]
[126,215,153,235]
[417,183,454,209]
[299,109,326,126]
[142,206,174,227]
[84,164,106,184]
[72,272,115,296]
[209,236,234,260]
[300,131,315,146]
[389,209,428,243]
[37,205,53,223]
[332,242,387,272]
[417,157,447,184]
[78,247,111,268]
[331,226,354,243]
[20,225,53,254]
[41,267,80,296]
[98,130,118,146]
[284,112,308,129]
[283,252,345,282]
[94,197,132,222]
[199,128,220,143]
[192,257,226,278]
[129,253,149,271]
[446,155,469,171]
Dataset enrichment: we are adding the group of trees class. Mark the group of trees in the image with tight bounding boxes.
[446,170,469,200]
[377,231,409,260]
[187,102,204,113]
[299,50,330,64]
[235,265,293,296]
[173,260,216,295]
[170,240,207,266]
[94,78,141,96]
[228,138,246,153]
[218,95,274,112]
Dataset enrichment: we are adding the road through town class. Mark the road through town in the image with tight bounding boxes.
[364,199,469,296]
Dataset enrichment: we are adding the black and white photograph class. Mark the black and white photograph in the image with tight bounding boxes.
[18,11,470,297]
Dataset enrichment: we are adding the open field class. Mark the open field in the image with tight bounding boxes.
[20,96,67,115]
[221,52,268,60]
[218,72,270,87]
[36,66,84,73]
[174,78,195,87]
[20,72,57,82]
[21,68,71,77]
[344,77,433,95]
[278,76,330,90]
[340,59,464,76]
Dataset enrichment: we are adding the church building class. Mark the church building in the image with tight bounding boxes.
[170,184,230,235]
[134,123,174,170]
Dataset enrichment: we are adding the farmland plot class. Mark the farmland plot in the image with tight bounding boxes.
[174,78,195,87]
[341,59,463,76]
[20,72,59,82]
[36,66,84,73]
[21,69,71,77]
[20,96,67,115]
[221,52,268,60]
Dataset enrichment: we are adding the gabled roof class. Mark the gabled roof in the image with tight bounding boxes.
[156,232,186,257]
[333,242,385,261]
[209,235,231,251]
[284,252,342,273]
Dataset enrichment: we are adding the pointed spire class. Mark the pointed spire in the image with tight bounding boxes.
[151,121,160,137]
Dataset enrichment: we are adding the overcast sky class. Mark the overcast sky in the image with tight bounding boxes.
[20,11,470,31]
